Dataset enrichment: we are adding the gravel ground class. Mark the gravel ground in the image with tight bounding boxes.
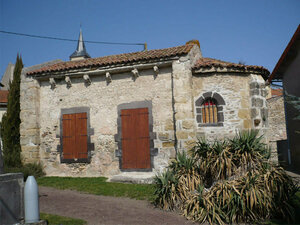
[39,186,198,225]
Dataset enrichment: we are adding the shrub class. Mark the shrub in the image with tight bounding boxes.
[5,162,45,181]
[1,55,23,167]
[154,130,297,224]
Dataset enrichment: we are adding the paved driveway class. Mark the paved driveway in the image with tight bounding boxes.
[39,186,197,225]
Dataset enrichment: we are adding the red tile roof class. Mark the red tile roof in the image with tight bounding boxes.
[0,90,9,104]
[268,25,300,82]
[27,44,195,76]
[271,88,283,97]
[193,57,270,77]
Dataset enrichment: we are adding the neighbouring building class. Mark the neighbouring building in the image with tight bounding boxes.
[20,30,270,177]
[266,88,287,163]
[268,25,300,173]
[1,63,14,91]
[0,90,8,120]
[0,63,14,121]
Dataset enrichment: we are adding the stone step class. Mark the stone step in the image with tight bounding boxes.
[108,172,156,184]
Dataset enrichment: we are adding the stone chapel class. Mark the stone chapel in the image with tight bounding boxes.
[20,30,270,177]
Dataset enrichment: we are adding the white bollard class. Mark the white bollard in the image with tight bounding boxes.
[24,176,39,223]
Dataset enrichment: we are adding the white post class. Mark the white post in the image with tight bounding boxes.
[24,176,39,223]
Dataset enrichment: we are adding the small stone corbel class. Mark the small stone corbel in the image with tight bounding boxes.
[131,68,139,79]
[106,72,112,83]
[49,78,56,89]
[65,76,72,88]
[153,65,159,77]
[83,74,91,86]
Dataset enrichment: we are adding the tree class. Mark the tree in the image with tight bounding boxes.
[1,54,23,167]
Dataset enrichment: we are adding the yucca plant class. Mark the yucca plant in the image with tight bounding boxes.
[153,130,297,224]
[230,130,270,169]
[169,150,196,175]
[153,169,179,210]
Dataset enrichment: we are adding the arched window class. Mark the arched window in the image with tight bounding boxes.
[195,92,225,127]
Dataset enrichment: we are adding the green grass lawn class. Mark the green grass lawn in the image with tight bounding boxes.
[40,212,87,225]
[37,176,155,201]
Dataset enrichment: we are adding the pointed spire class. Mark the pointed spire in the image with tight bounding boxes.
[70,27,91,61]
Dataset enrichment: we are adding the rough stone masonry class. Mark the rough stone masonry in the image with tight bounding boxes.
[20,41,270,177]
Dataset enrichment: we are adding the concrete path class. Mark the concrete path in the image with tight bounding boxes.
[39,186,197,225]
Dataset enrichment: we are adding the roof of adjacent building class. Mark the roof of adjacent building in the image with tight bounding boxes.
[0,90,9,104]
[271,88,283,97]
[193,57,270,78]
[27,44,195,76]
[268,24,300,82]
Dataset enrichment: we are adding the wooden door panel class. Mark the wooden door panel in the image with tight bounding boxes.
[62,112,88,160]
[121,139,136,169]
[121,111,136,168]
[121,108,151,169]
[136,138,151,169]
[62,114,76,159]
[76,113,88,159]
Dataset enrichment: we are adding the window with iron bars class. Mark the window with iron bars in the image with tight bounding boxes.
[201,98,218,124]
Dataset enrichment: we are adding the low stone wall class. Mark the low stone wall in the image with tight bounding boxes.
[0,173,24,224]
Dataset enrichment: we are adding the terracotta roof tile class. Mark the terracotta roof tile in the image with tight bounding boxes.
[0,90,9,103]
[193,57,270,77]
[28,44,195,75]
[271,88,283,97]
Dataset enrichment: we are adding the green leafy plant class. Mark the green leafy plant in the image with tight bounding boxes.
[153,130,297,224]
[5,163,45,181]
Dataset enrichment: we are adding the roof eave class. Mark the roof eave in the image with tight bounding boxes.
[193,66,270,79]
[268,25,300,83]
[31,57,177,79]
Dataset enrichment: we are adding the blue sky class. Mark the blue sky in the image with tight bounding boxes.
[0,0,299,78]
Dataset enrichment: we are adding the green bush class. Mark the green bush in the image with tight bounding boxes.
[154,130,298,225]
[1,55,23,167]
[5,162,45,181]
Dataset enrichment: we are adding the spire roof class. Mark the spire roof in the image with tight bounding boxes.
[69,28,91,60]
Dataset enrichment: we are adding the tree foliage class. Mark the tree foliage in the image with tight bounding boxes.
[1,54,23,167]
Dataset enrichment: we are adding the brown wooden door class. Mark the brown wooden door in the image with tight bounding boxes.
[62,113,88,160]
[121,108,151,169]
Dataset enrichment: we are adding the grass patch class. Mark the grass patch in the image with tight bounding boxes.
[37,176,155,201]
[40,212,87,225]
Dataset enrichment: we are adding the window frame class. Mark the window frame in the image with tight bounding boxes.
[195,92,225,127]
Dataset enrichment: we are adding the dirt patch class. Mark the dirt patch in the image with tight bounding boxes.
[39,186,198,225]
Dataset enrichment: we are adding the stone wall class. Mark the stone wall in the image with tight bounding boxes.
[266,96,287,161]
[192,73,251,141]
[19,50,269,177]
[37,66,174,176]
[20,60,62,164]
[249,74,268,132]
[20,68,41,164]
[0,107,6,121]
[0,173,24,224]
[172,46,200,152]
